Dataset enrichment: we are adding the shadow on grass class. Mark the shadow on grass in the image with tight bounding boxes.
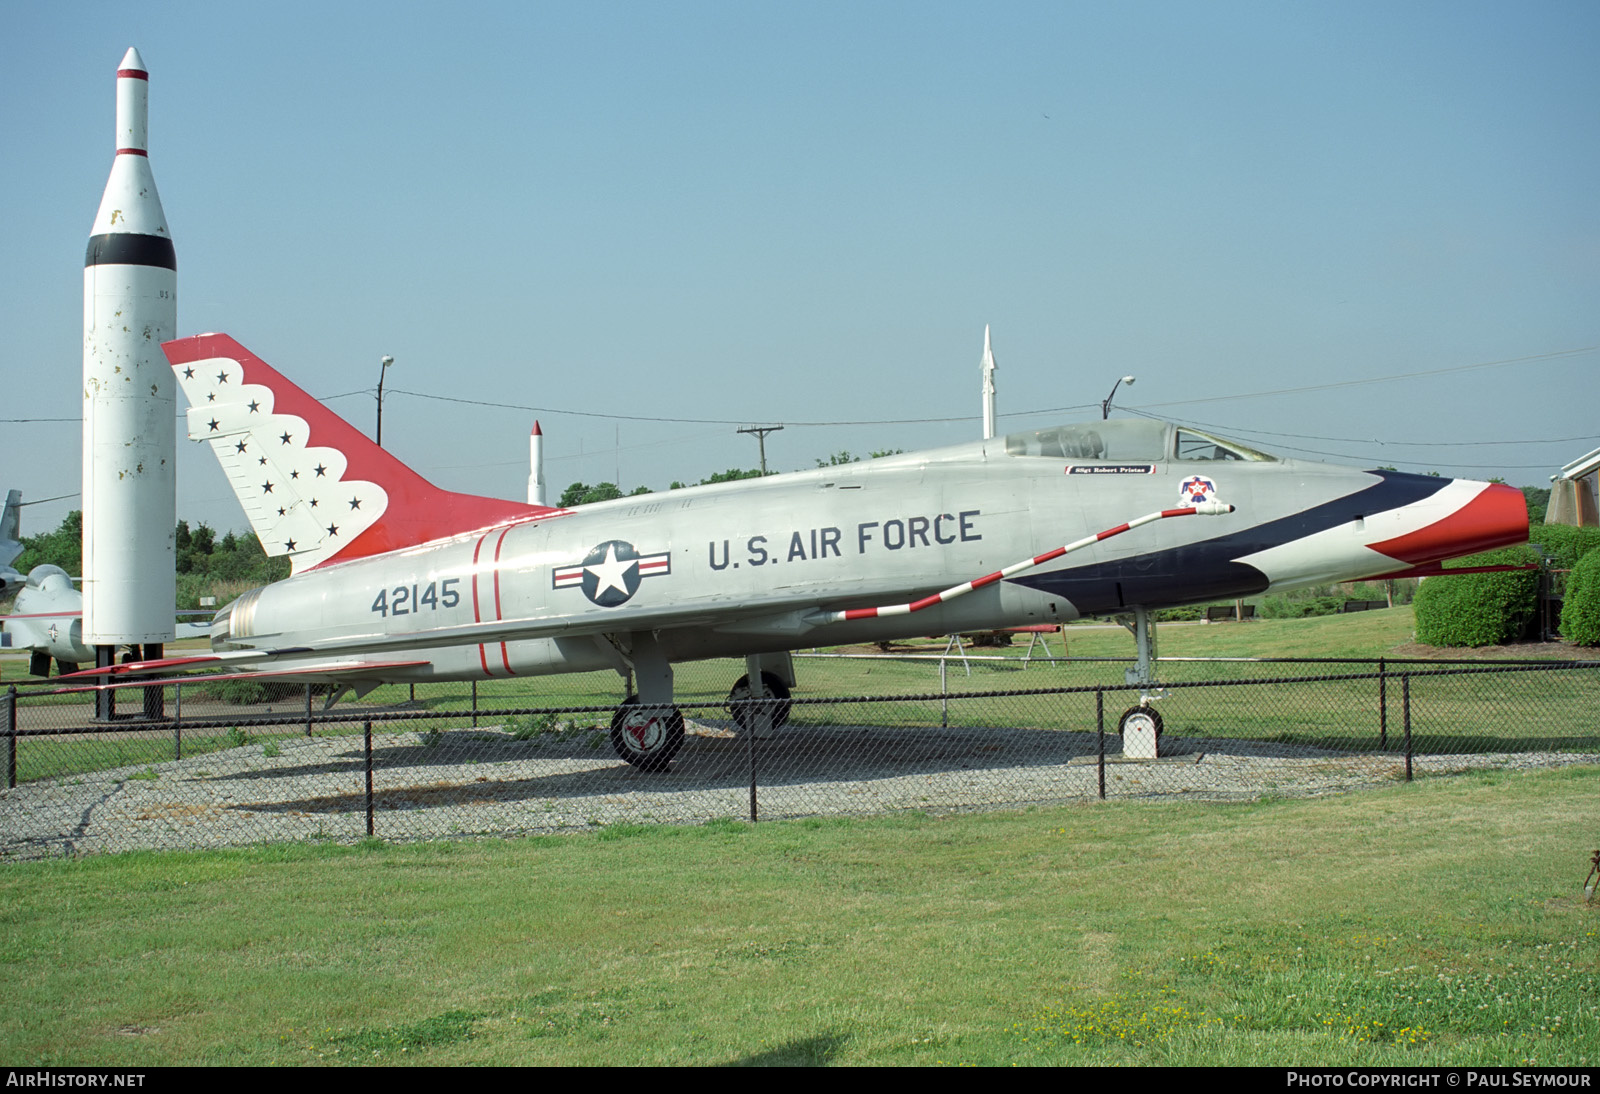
[723,1030,851,1066]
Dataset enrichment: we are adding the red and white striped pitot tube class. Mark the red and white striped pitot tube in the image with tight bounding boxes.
[807,501,1234,624]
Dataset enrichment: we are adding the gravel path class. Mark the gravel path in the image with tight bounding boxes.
[2,719,1593,860]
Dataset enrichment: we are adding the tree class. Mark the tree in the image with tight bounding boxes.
[670,468,765,489]
[14,510,82,575]
[1521,485,1551,524]
[175,520,217,574]
[558,481,651,507]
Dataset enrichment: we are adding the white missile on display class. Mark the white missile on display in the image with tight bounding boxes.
[528,420,547,506]
[980,324,998,440]
[82,47,177,652]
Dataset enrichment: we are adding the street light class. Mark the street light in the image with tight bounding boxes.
[376,354,394,447]
[1101,375,1135,420]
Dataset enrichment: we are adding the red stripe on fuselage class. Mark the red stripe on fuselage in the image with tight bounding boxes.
[116,69,149,80]
[115,148,148,156]
[1368,482,1528,565]
[471,532,491,676]
[493,527,515,675]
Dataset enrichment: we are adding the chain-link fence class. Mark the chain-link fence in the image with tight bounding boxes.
[3,656,1597,859]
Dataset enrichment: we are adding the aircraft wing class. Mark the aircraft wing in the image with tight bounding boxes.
[74,595,811,679]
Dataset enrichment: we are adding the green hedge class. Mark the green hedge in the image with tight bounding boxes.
[1413,545,1541,647]
[1529,524,1600,569]
[1411,524,1600,649]
[1559,550,1600,646]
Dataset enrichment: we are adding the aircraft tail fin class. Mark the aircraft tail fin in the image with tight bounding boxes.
[0,489,22,571]
[163,334,561,574]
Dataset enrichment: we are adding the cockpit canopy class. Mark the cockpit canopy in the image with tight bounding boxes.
[1003,420,1274,463]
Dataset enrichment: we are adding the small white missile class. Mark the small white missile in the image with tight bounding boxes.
[528,420,547,506]
[82,47,177,650]
[980,324,998,440]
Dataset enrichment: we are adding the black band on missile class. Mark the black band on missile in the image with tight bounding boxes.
[84,233,176,271]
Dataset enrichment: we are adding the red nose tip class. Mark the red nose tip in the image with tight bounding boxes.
[1368,482,1529,565]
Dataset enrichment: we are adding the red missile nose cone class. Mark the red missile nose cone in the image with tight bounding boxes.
[1369,481,1529,565]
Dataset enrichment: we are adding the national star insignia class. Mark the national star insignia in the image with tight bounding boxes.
[586,543,636,598]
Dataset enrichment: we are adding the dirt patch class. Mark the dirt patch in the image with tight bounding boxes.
[1388,640,1597,661]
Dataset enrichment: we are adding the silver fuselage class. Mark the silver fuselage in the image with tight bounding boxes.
[210,420,1507,682]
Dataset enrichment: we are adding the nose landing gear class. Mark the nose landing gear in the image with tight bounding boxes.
[1117,605,1166,759]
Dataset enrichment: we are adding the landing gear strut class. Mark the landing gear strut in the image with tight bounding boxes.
[728,671,792,734]
[607,632,683,770]
[1116,605,1164,758]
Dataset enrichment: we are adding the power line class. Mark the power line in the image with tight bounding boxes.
[1129,347,1595,410]
[386,387,989,427]
[1141,411,1600,449]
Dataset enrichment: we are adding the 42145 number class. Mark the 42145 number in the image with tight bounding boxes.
[371,578,461,617]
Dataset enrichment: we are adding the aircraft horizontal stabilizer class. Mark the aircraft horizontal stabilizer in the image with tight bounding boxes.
[51,658,434,695]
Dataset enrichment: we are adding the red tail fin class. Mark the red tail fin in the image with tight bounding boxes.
[164,334,561,573]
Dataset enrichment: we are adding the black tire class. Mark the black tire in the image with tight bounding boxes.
[1116,705,1163,741]
[727,671,792,733]
[609,697,685,771]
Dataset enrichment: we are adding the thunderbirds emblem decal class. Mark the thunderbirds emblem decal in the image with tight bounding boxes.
[1179,475,1220,507]
[553,540,671,607]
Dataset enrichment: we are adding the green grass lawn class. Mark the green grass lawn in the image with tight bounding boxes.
[1,766,1595,1065]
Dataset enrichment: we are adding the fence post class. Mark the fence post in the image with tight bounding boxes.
[1096,689,1105,800]
[747,716,758,824]
[471,681,479,728]
[1402,674,1413,782]
[305,684,314,738]
[940,657,948,727]
[173,682,182,762]
[1378,657,1388,750]
[364,721,375,837]
[4,685,15,790]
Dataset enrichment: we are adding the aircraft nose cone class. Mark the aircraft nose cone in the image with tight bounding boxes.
[1368,481,1529,565]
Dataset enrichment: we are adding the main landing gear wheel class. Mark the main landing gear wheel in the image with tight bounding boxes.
[1116,705,1163,740]
[727,672,792,733]
[609,696,684,771]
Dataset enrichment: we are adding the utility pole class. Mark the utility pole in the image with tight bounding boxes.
[738,425,784,475]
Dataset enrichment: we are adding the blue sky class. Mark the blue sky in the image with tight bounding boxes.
[5,1,1597,534]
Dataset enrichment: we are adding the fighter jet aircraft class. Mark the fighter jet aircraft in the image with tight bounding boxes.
[84,333,1528,769]
[1,491,94,676]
